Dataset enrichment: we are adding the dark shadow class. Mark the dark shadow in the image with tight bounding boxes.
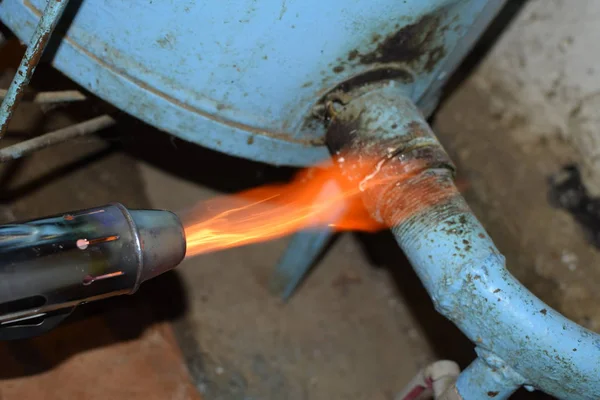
[0,107,53,205]
[354,230,476,367]
[0,22,12,40]
[115,113,298,194]
[435,0,530,112]
[0,145,116,202]
[548,164,600,250]
[39,0,84,64]
[0,269,188,378]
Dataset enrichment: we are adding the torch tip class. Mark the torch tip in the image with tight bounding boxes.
[129,209,186,284]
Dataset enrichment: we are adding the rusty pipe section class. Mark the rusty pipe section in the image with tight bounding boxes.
[325,84,600,399]
[0,0,70,138]
[0,203,186,340]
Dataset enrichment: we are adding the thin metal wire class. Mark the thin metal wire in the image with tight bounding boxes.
[0,89,86,104]
[0,115,116,163]
[0,0,71,138]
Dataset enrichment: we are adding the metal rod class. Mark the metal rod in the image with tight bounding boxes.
[0,115,116,162]
[0,0,71,138]
[455,355,521,400]
[0,89,86,104]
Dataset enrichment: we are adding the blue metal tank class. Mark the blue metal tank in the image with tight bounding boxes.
[0,0,504,166]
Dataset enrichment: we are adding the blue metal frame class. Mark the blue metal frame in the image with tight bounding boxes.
[269,180,345,299]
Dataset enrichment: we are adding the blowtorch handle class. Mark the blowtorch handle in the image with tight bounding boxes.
[0,203,185,340]
[0,204,142,324]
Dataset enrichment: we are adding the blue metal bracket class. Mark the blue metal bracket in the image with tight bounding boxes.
[269,180,346,300]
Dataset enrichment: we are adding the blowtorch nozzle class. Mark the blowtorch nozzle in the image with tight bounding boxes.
[0,203,186,340]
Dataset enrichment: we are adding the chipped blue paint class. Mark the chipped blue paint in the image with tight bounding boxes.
[0,0,69,137]
[327,86,600,399]
[396,203,600,399]
[0,0,505,166]
[455,349,524,399]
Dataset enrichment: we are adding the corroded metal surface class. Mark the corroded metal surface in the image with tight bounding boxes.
[326,85,600,399]
[0,0,69,138]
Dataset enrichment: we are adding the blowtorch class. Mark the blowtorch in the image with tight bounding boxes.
[0,203,186,340]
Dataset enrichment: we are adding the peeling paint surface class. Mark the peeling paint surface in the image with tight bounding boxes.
[327,86,600,399]
[0,0,501,166]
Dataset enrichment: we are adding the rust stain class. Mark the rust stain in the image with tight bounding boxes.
[358,15,441,66]
[323,11,449,105]
[330,13,447,75]
[310,68,414,125]
[156,33,176,49]
[326,99,458,227]
[487,391,499,397]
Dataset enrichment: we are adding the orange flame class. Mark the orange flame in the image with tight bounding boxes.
[182,157,460,258]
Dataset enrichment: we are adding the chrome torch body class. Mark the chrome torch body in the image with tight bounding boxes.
[0,203,186,340]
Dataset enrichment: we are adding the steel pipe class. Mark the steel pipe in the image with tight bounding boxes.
[326,84,600,399]
[455,351,523,400]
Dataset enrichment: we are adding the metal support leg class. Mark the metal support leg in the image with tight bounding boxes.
[269,180,346,300]
[0,0,70,137]
[455,352,522,400]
